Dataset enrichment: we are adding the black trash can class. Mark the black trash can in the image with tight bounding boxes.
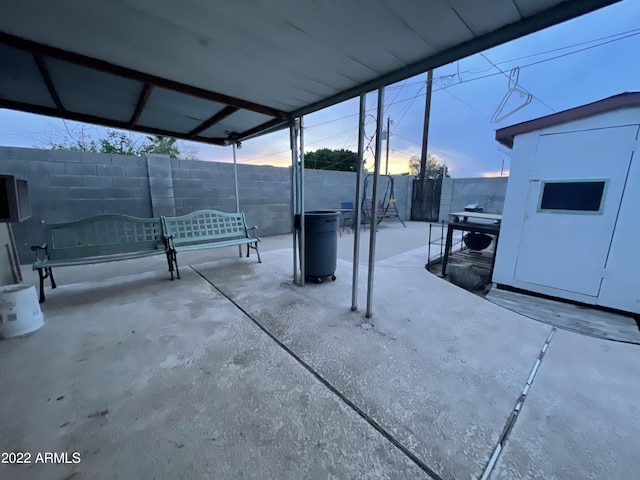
[295,210,339,283]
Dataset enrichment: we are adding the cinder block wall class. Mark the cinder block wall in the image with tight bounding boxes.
[1,147,152,261]
[171,159,293,236]
[1,146,414,262]
[438,176,508,221]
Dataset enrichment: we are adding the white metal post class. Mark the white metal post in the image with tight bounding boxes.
[351,93,366,311]
[232,141,242,257]
[299,116,306,287]
[290,121,299,284]
[366,87,385,318]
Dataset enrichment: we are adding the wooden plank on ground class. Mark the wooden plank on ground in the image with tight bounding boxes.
[486,286,640,344]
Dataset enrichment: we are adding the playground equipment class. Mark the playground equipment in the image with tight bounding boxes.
[361,174,406,227]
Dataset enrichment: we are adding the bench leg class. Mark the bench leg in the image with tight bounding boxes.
[254,242,262,263]
[37,268,46,303]
[173,251,181,280]
[48,268,57,289]
[166,252,175,281]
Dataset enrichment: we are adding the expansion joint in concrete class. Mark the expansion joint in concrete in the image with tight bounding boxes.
[190,265,444,480]
[480,326,557,480]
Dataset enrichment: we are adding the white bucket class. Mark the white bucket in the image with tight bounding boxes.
[0,284,44,338]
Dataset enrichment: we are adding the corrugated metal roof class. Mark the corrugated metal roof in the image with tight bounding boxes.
[496,92,640,148]
[0,0,620,145]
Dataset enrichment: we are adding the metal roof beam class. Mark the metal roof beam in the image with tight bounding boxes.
[32,52,66,115]
[0,31,288,120]
[237,117,291,142]
[187,106,239,138]
[290,0,621,118]
[0,98,227,146]
[128,83,153,128]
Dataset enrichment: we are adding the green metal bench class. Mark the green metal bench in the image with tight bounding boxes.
[32,214,168,303]
[162,209,261,280]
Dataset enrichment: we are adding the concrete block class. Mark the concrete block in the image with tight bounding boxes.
[201,179,222,189]
[53,199,89,213]
[111,155,142,166]
[125,166,147,177]
[127,187,146,200]
[151,187,174,198]
[2,159,31,175]
[153,207,177,217]
[112,176,141,188]
[149,177,174,188]
[173,188,192,199]
[447,262,486,290]
[64,163,97,176]
[101,187,130,199]
[190,169,212,180]
[83,175,114,188]
[7,147,48,162]
[69,187,103,199]
[171,158,181,169]
[48,150,82,163]
[152,197,175,208]
[96,164,126,177]
[172,168,192,179]
[30,161,65,175]
[81,151,112,164]
[146,155,172,176]
[49,174,84,187]
[116,198,146,212]
[183,198,205,208]
[87,199,118,213]
[42,186,71,201]
[182,179,202,189]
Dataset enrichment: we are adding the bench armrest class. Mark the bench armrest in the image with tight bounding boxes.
[31,244,49,264]
[246,226,259,239]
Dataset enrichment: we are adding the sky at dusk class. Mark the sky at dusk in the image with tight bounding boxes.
[1,0,638,178]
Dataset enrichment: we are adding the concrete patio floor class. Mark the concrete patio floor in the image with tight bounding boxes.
[1,222,638,480]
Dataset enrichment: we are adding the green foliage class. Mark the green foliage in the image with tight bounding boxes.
[304,148,358,172]
[46,125,195,159]
[98,131,149,156]
[145,135,181,158]
[408,155,450,178]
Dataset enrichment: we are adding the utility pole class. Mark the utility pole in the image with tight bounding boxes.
[384,116,391,175]
[419,70,433,182]
[412,70,434,222]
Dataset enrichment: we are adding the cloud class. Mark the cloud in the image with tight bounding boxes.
[482,170,509,178]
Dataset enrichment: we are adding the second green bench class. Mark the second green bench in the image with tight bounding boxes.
[162,209,261,280]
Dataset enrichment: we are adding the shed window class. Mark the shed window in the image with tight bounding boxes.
[539,180,606,213]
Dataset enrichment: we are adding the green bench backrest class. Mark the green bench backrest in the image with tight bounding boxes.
[163,210,247,245]
[43,214,164,260]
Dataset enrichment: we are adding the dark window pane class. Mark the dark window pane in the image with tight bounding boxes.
[540,181,605,212]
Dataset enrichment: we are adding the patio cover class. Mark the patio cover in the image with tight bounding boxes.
[0,0,619,145]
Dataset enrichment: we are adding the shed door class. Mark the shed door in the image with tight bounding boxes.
[514,126,636,297]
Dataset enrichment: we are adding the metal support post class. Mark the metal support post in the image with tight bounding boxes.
[299,116,306,287]
[365,87,385,318]
[351,93,366,311]
[232,141,242,257]
[290,121,299,284]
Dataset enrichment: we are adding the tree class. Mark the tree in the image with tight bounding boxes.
[145,135,180,158]
[98,130,150,156]
[42,123,197,159]
[408,155,449,178]
[304,148,358,172]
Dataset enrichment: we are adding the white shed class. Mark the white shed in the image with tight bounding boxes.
[493,92,640,315]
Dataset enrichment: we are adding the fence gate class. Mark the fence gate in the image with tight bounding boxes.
[411,178,442,222]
